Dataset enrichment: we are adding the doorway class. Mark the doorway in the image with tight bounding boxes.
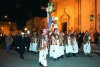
[62,22,67,33]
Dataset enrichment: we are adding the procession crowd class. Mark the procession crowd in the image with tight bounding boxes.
[0,28,99,67]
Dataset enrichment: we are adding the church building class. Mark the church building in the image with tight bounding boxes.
[50,0,100,41]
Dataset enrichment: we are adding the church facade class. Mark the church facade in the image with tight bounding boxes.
[50,0,100,33]
[50,0,100,41]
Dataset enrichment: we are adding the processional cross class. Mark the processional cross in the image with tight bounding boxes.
[41,2,54,29]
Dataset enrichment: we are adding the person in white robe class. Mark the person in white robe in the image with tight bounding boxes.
[29,36,34,53]
[49,28,60,61]
[83,30,91,56]
[65,30,73,58]
[72,31,78,56]
[59,32,65,58]
[32,32,38,53]
[37,28,48,67]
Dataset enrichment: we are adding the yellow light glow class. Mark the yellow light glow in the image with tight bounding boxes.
[4,15,7,18]
[24,28,27,31]
[9,22,11,24]
[54,17,58,20]
[2,27,3,29]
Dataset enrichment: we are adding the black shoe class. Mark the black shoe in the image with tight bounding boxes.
[73,54,76,57]
[31,51,33,53]
[66,54,69,58]
[7,52,9,53]
[57,57,59,60]
[20,55,22,58]
[68,54,71,57]
[22,56,24,59]
[39,63,42,66]
[66,56,69,58]
[53,58,57,61]
[61,55,64,58]
[34,52,37,54]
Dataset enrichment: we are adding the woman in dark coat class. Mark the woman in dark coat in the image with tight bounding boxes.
[17,32,28,59]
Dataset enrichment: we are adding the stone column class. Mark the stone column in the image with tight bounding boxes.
[74,0,79,33]
[98,14,100,33]
[89,0,95,42]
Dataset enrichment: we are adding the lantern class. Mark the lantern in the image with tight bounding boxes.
[90,14,94,22]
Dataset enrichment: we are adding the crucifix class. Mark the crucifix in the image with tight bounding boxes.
[41,2,54,29]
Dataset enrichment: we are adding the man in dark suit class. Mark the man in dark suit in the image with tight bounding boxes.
[17,32,28,59]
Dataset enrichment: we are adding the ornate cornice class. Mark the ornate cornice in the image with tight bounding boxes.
[51,0,65,4]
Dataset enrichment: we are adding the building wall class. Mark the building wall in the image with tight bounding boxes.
[33,17,44,34]
[26,18,33,32]
[26,17,45,34]
[26,19,32,29]
[56,0,75,33]
[97,0,100,33]
[51,0,99,32]
[0,22,17,35]
[81,0,90,32]
[50,0,100,41]
[41,17,48,28]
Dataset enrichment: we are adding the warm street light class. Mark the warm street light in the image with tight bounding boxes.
[54,17,58,21]
[4,15,7,18]
[24,28,27,33]
[2,27,3,30]
[9,22,11,24]
[24,28,27,31]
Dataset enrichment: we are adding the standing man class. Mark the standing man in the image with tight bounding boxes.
[5,34,13,53]
[17,32,28,59]
[93,30,99,44]
[37,28,48,67]
[33,31,38,53]
[14,33,20,52]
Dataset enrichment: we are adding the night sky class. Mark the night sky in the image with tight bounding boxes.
[0,0,49,30]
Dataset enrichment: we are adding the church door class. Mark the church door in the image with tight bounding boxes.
[62,22,67,33]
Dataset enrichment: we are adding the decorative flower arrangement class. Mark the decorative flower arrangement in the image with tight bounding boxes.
[48,2,54,14]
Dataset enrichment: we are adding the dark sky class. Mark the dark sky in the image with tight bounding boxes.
[0,0,49,30]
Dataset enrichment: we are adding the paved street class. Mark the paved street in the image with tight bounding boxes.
[0,44,100,67]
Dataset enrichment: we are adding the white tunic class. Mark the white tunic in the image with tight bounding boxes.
[83,36,91,53]
[52,40,60,58]
[72,37,78,53]
[29,38,38,52]
[65,36,73,53]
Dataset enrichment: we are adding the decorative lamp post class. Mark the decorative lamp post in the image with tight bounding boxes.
[90,14,94,22]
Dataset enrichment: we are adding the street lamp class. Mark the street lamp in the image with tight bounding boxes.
[24,28,27,33]
[24,28,27,31]
[9,22,11,24]
[1,27,4,36]
[90,14,94,22]
[54,17,58,21]
[2,27,3,30]
[4,15,7,18]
